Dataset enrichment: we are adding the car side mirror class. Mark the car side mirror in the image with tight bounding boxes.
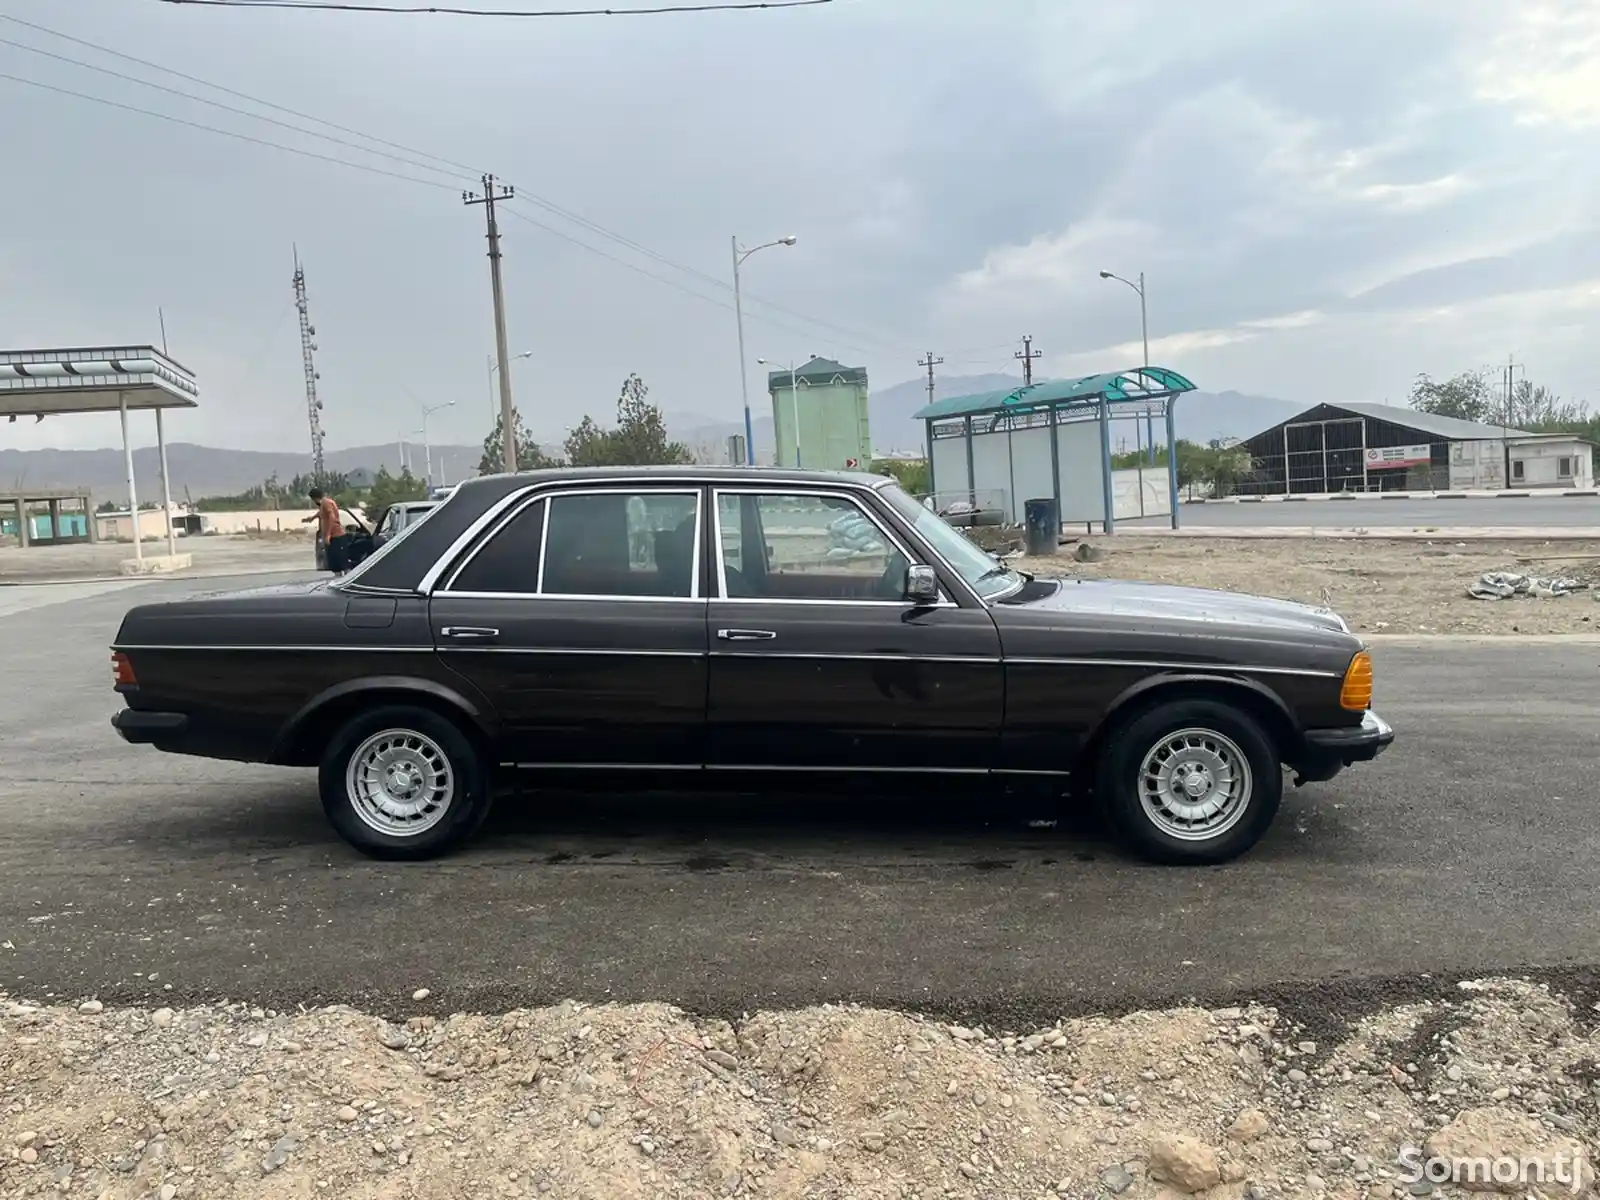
[904,563,940,606]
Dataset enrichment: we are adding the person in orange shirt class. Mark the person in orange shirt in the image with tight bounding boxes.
[304,487,350,573]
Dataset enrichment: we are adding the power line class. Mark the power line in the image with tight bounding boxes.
[0,34,478,184]
[0,13,485,180]
[7,10,911,356]
[0,70,462,189]
[155,0,833,15]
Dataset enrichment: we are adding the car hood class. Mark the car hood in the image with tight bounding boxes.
[1009,576,1350,635]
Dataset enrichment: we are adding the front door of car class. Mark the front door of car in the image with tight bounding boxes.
[428,485,709,768]
[704,488,1003,772]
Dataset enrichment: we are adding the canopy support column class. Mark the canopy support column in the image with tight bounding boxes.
[156,407,177,558]
[120,396,142,562]
[1166,396,1181,530]
[1099,394,1115,534]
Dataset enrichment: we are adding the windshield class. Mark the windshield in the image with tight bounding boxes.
[879,483,1023,602]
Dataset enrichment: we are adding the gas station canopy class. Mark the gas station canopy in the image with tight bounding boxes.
[0,346,198,418]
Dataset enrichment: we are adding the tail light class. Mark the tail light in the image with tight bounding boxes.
[1339,650,1373,711]
[111,652,137,688]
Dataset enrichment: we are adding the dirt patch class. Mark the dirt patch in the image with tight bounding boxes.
[3,979,1597,1199]
[1014,537,1600,635]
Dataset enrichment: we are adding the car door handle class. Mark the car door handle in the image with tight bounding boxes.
[716,628,777,641]
[441,626,500,641]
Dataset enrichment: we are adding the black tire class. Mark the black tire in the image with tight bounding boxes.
[1095,698,1282,865]
[318,705,492,860]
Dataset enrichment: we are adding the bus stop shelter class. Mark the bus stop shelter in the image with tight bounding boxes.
[0,346,199,568]
[912,366,1196,533]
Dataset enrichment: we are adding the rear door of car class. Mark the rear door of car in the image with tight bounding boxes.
[427,482,709,768]
[703,485,1003,772]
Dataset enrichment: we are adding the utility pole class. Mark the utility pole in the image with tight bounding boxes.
[1015,335,1041,387]
[292,246,325,476]
[464,175,518,473]
[917,351,943,407]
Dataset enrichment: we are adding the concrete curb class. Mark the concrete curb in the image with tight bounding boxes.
[1188,489,1600,504]
[1114,527,1600,540]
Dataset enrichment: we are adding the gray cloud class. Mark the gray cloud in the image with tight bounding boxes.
[1,0,1597,460]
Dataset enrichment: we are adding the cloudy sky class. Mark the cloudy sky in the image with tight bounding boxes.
[1,0,1596,458]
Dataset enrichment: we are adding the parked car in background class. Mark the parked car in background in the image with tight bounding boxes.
[311,505,374,573]
[110,467,1392,864]
[373,499,439,548]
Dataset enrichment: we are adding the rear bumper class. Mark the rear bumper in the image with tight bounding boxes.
[112,709,188,744]
[1293,710,1394,783]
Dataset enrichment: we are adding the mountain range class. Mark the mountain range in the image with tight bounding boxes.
[0,375,1303,501]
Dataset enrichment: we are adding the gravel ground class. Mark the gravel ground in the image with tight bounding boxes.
[4,979,1596,1200]
[1015,538,1600,635]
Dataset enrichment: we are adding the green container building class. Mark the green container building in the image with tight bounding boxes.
[766,357,872,470]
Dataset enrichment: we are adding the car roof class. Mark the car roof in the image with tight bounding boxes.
[457,464,892,503]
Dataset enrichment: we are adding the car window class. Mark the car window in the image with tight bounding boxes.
[448,499,546,594]
[716,491,909,602]
[879,483,1021,601]
[540,490,699,599]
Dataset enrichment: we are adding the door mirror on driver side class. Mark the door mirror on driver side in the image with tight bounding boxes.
[904,563,940,606]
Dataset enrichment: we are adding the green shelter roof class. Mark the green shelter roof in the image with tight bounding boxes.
[911,366,1196,421]
[766,356,868,390]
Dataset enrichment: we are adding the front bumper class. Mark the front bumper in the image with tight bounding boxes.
[1293,710,1394,783]
[112,709,188,745]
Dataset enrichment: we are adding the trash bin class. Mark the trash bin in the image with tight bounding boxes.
[1023,498,1058,557]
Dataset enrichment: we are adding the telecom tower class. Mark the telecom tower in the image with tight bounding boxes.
[292,246,325,475]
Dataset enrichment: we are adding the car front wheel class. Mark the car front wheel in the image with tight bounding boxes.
[1096,698,1282,865]
[318,705,491,860]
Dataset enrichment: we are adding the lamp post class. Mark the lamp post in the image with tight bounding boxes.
[418,400,456,488]
[732,234,798,465]
[758,357,806,468]
[487,350,534,426]
[1099,269,1154,465]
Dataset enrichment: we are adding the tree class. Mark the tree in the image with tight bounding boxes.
[1510,380,1587,429]
[478,408,562,476]
[872,457,929,496]
[564,374,692,467]
[365,466,429,521]
[1410,371,1494,423]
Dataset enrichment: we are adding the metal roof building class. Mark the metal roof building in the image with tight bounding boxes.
[1237,400,1527,495]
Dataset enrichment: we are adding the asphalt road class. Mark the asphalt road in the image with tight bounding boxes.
[1129,495,1600,528]
[4,575,1599,1031]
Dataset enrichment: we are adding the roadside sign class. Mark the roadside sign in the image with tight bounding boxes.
[1364,444,1431,470]
[844,457,859,469]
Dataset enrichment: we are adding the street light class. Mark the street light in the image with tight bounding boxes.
[418,400,456,488]
[732,234,798,465]
[487,350,534,425]
[1100,269,1153,466]
[758,356,808,468]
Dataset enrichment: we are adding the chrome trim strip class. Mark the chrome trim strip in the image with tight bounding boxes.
[433,591,705,604]
[446,646,702,658]
[703,763,991,774]
[506,762,703,770]
[711,651,1000,664]
[712,596,958,608]
[1004,656,1339,678]
[112,644,432,653]
[994,768,1071,776]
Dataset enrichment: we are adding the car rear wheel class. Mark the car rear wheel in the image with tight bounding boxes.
[318,705,491,860]
[1095,698,1282,865]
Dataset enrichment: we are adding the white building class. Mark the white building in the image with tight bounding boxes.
[1449,434,1595,491]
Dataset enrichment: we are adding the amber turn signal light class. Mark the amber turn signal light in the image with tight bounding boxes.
[112,651,137,688]
[1339,650,1372,711]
